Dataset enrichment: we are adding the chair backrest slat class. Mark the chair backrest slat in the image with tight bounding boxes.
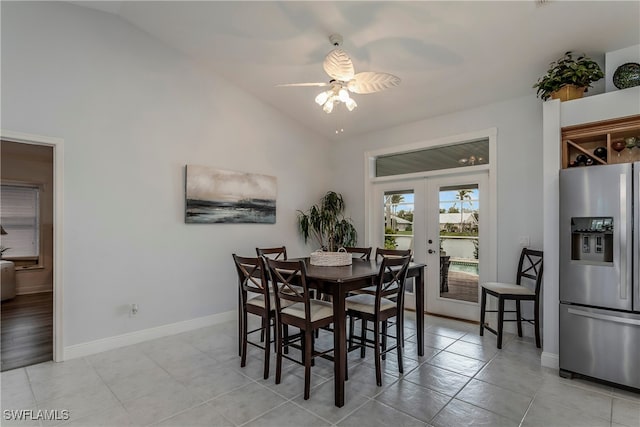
[374,255,411,310]
[256,246,288,260]
[516,248,544,295]
[265,258,311,323]
[233,254,269,306]
[375,248,411,262]
[344,246,372,261]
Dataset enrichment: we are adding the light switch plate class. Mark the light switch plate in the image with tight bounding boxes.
[519,236,530,246]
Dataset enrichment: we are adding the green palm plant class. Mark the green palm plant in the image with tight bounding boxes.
[455,190,472,232]
[297,191,357,252]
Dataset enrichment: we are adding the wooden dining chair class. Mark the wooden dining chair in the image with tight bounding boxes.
[350,247,412,351]
[265,258,335,400]
[480,248,544,349]
[256,246,288,260]
[346,255,411,386]
[233,254,281,379]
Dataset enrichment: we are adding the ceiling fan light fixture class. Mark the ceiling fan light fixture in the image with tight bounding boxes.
[338,88,350,102]
[315,90,331,106]
[345,98,357,111]
[281,34,399,115]
[322,99,334,113]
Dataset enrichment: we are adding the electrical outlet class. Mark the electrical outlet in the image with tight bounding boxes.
[519,236,530,246]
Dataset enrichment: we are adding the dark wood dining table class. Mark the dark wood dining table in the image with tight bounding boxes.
[301,258,426,407]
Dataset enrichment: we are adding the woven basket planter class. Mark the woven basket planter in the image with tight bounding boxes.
[310,248,352,266]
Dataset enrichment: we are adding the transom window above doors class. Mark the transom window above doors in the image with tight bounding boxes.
[374,138,490,177]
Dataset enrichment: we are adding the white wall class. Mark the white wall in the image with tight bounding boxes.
[331,95,544,288]
[1,2,333,347]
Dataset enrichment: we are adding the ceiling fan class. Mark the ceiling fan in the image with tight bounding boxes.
[278,34,401,113]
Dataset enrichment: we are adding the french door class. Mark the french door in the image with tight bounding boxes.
[371,172,488,321]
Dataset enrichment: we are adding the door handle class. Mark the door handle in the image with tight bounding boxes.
[428,249,435,254]
[620,173,628,300]
[428,239,433,244]
[568,308,640,326]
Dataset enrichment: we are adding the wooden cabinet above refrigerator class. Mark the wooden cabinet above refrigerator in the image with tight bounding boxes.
[561,114,640,169]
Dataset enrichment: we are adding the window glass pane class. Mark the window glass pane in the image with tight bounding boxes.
[383,190,414,293]
[1,185,40,257]
[439,185,479,303]
[375,139,489,177]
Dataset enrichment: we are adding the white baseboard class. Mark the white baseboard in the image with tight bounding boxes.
[541,351,559,369]
[63,310,236,360]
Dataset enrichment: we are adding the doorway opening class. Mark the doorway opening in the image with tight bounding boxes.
[1,130,63,368]
[1,141,54,371]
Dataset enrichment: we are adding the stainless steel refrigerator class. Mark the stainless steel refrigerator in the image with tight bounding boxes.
[559,162,640,390]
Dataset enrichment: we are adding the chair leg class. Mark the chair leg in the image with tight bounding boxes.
[275,322,283,385]
[283,323,289,354]
[261,317,266,342]
[304,330,312,400]
[479,288,487,336]
[516,300,523,338]
[399,310,405,348]
[381,320,387,361]
[534,300,541,348]
[238,290,244,356]
[311,330,315,367]
[374,320,382,386]
[240,309,248,368]
[348,315,355,349]
[263,315,271,380]
[396,316,403,375]
[497,297,505,349]
[360,319,367,358]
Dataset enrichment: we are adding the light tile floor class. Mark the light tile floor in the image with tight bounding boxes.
[2,313,639,427]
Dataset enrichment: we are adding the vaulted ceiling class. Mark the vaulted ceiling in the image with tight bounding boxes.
[70,1,640,139]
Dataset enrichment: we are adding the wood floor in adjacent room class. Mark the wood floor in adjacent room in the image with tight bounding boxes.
[1,292,53,372]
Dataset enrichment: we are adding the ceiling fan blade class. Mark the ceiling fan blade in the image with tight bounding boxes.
[348,72,401,94]
[276,82,329,87]
[323,48,355,81]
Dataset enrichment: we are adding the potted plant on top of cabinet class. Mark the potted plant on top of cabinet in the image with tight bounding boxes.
[533,51,604,101]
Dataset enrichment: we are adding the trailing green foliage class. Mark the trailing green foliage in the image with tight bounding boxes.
[297,191,357,252]
[533,51,604,100]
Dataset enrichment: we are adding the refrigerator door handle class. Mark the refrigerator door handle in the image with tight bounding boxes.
[619,173,628,300]
[568,308,640,326]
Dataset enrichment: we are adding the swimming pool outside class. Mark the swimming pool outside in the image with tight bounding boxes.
[449,259,479,276]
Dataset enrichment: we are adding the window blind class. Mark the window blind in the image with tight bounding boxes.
[0,185,40,257]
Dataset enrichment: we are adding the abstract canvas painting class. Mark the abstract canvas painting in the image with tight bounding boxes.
[185,165,276,224]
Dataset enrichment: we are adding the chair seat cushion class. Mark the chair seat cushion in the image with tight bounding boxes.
[345,294,396,314]
[247,293,294,310]
[482,282,535,296]
[350,285,377,295]
[282,300,333,322]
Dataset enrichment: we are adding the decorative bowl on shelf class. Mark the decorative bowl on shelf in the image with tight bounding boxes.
[613,63,640,90]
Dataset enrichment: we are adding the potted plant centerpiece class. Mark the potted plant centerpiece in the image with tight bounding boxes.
[297,191,357,266]
[533,51,604,101]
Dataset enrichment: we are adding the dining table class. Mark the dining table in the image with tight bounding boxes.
[301,257,426,407]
